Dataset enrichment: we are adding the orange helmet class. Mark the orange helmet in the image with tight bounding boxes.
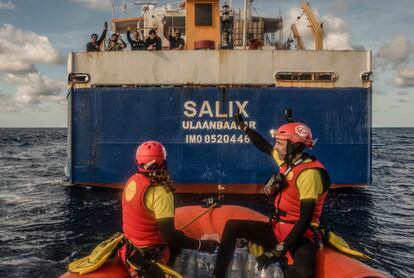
[271,122,314,148]
[135,141,167,172]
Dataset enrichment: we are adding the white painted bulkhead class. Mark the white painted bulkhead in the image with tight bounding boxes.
[68,50,372,88]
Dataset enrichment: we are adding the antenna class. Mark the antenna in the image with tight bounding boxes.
[111,0,115,33]
[278,0,282,43]
[278,0,281,17]
[123,0,128,17]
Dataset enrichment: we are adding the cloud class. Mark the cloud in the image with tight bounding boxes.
[0,93,19,112]
[0,24,66,112]
[0,0,15,10]
[393,68,414,87]
[70,0,113,10]
[376,36,414,68]
[286,6,353,50]
[1,73,66,111]
[374,88,387,96]
[321,14,353,50]
[351,45,366,51]
[0,24,64,73]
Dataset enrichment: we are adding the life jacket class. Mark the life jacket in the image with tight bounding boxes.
[272,158,328,242]
[122,173,164,247]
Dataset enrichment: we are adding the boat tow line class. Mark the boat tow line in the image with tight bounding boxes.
[178,202,219,231]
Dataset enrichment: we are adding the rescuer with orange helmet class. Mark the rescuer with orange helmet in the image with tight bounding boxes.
[213,112,330,278]
[120,141,218,276]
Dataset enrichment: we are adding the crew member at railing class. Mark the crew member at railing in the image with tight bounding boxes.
[86,21,107,52]
[126,26,145,50]
[168,30,185,50]
[248,33,263,50]
[105,33,127,51]
[145,29,162,51]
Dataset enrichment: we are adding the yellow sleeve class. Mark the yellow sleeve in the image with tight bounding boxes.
[296,169,323,200]
[144,186,175,219]
[272,149,284,167]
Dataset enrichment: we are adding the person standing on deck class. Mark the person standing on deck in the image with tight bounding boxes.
[120,141,218,275]
[126,26,145,50]
[105,33,127,51]
[86,21,107,52]
[168,30,185,50]
[247,33,262,50]
[145,29,162,50]
[212,115,330,278]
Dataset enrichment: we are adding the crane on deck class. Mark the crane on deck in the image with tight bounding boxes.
[291,2,324,50]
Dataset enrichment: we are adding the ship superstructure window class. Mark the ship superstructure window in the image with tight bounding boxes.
[275,72,337,82]
[195,3,213,26]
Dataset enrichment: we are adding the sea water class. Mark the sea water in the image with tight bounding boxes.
[0,128,413,277]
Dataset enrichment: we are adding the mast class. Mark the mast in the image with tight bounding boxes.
[242,0,248,48]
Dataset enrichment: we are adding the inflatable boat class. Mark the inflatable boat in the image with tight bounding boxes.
[61,205,388,278]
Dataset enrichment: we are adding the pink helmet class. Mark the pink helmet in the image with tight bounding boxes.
[272,122,314,148]
[135,141,167,172]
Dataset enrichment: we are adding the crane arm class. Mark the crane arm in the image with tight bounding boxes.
[291,23,306,50]
[301,2,323,50]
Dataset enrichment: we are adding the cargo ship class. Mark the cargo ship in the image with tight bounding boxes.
[66,1,372,193]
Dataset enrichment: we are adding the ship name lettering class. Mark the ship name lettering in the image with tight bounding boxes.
[183,101,249,118]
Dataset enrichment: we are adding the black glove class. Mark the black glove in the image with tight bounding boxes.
[104,21,108,30]
[234,110,246,131]
[199,240,219,253]
[256,249,284,270]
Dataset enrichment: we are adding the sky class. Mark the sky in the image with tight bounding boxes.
[0,0,413,127]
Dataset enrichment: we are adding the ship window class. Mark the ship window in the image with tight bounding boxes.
[296,73,313,80]
[275,72,337,82]
[317,72,337,81]
[195,3,213,26]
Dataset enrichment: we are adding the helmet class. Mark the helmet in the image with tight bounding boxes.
[135,141,167,172]
[272,122,314,148]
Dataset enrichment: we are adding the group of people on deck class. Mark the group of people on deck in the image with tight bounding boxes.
[86,21,264,52]
[120,111,330,278]
[86,22,184,52]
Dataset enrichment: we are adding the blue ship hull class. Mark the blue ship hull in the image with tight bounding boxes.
[68,87,371,190]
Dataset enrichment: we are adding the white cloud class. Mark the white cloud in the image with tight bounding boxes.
[0,0,15,10]
[376,36,414,68]
[71,0,113,10]
[393,68,414,87]
[0,93,18,112]
[1,73,66,111]
[286,7,353,50]
[374,88,387,96]
[321,14,352,50]
[0,24,64,73]
[0,24,66,112]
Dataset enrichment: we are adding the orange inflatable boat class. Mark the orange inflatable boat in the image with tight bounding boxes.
[61,205,389,278]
